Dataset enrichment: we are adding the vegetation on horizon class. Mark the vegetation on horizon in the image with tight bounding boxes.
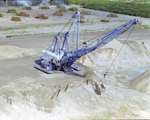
[68,7,78,11]
[63,0,150,18]
[7,8,17,13]
[58,8,68,13]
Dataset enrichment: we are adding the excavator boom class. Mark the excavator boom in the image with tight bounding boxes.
[60,19,138,66]
[35,10,138,73]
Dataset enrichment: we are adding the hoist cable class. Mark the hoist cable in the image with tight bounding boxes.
[104,27,134,78]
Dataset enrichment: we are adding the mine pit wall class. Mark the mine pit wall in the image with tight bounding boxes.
[77,39,150,69]
[1,38,150,119]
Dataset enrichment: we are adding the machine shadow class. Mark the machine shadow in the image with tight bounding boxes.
[34,60,84,78]
[34,59,41,65]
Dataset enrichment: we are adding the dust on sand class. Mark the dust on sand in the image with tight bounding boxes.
[0,45,38,60]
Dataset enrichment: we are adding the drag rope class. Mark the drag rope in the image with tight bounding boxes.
[86,25,122,43]
[104,27,134,78]
[59,17,74,33]
[86,31,110,43]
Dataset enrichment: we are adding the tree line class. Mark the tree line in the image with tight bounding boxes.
[62,0,150,18]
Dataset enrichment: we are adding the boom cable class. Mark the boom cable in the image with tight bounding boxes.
[59,17,74,33]
[104,27,134,78]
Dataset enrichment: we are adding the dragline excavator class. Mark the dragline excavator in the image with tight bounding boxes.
[35,10,138,74]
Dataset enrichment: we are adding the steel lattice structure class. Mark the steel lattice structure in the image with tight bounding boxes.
[35,10,138,74]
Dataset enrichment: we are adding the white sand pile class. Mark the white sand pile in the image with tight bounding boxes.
[0,45,38,60]
[78,39,150,69]
[126,70,150,96]
[0,73,150,119]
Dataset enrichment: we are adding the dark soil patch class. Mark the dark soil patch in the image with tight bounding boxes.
[58,8,68,13]
[0,13,3,17]
[80,20,85,23]
[22,6,32,10]
[53,11,63,16]
[11,16,21,21]
[7,9,17,13]
[81,10,91,15]
[107,13,118,17]
[57,3,65,9]
[35,14,48,19]
[68,7,78,11]
[72,13,84,19]
[39,5,50,9]
[16,12,30,17]
[100,19,109,22]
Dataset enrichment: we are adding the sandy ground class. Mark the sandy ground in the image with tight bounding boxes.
[0,5,150,119]
[0,5,149,29]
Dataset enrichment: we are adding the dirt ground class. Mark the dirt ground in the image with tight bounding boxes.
[0,5,150,119]
[0,5,150,29]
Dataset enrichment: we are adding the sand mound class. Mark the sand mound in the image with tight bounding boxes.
[7,8,17,13]
[17,12,30,17]
[58,8,68,13]
[68,7,78,11]
[107,13,118,17]
[11,16,21,21]
[0,13,3,17]
[53,11,63,16]
[39,5,50,9]
[56,3,65,9]
[72,13,84,19]
[1,70,150,119]
[22,6,32,10]
[35,14,48,19]
[81,11,91,15]
[80,20,85,23]
[100,19,109,22]
[126,70,150,95]
[0,45,37,59]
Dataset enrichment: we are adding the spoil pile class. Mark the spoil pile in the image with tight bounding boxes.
[68,7,78,11]
[7,9,17,13]
[72,13,84,19]
[58,8,68,13]
[57,3,65,9]
[100,19,109,22]
[72,13,85,23]
[0,45,37,59]
[0,13,3,17]
[16,12,30,17]
[107,13,118,17]
[11,16,21,21]
[53,11,63,16]
[35,14,48,19]
[80,20,85,23]
[39,5,49,9]
[81,10,91,15]
[22,6,32,10]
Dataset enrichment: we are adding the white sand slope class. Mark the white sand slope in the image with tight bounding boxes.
[78,39,150,69]
[126,70,150,96]
[0,45,39,60]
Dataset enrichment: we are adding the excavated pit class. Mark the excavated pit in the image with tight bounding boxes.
[0,37,150,119]
[0,5,150,119]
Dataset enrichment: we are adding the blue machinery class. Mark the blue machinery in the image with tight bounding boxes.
[35,10,138,74]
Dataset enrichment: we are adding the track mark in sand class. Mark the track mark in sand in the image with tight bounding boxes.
[7,63,25,67]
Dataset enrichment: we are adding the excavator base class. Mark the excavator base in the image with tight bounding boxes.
[34,65,53,74]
